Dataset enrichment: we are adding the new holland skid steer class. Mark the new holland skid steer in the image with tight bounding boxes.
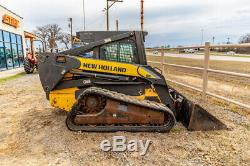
[38,31,226,132]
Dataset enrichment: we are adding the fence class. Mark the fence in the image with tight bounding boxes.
[147,42,250,110]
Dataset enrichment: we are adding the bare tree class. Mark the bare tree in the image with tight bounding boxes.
[238,33,250,53]
[239,33,250,44]
[58,33,71,49]
[34,25,49,50]
[47,24,62,51]
[34,24,62,52]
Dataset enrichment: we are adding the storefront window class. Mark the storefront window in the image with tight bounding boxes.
[0,42,7,70]
[18,44,24,65]
[0,31,3,41]
[17,35,23,66]
[12,44,19,67]
[3,31,10,43]
[11,33,17,43]
[4,43,13,69]
[0,31,24,70]
[17,35,22,45]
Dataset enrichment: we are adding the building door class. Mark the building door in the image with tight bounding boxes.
[11,33,19,68]
[4,42,13,69]
[17,35,24,66]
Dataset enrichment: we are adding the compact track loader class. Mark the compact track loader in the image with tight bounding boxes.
[38,31,226,132]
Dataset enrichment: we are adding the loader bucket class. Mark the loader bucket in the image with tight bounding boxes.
[180,100,227,131]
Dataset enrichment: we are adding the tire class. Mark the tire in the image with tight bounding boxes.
[24,57,35,74]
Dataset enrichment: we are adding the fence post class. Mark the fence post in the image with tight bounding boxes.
[161,46,165,75]
[202,42,210,101]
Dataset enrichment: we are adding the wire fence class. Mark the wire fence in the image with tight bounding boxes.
[147,42,250,111]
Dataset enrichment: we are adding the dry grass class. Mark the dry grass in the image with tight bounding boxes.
[147,55,250,115]
[0,73,25,84]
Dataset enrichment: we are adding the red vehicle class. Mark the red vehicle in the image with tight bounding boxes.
[24,48,38,74]
[24,32,44,74]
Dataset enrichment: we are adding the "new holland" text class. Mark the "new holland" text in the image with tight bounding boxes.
[83,63,127,73]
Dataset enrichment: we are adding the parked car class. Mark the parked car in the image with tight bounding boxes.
[184,49,196,53]
[153,50,159,55]
[226,51,236,55]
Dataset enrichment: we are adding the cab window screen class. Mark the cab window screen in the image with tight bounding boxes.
[102,43,118,61]
[100,42,137,63]
[119,43,134,63]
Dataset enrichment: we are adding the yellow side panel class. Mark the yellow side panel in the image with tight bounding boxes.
[77,57,156,78]
[49,88,78,112]
[49,87,160,111]
[135,88,161,102]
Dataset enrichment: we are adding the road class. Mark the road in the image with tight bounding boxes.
[147,52,250,62]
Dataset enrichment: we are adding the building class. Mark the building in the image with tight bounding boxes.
[0,4,26,71]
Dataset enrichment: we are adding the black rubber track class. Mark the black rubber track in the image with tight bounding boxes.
[66,87,176,132]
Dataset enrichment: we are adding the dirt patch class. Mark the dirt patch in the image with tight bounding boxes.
[0,74,250,166]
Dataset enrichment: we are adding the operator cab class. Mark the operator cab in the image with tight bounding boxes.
[71,31,148,65]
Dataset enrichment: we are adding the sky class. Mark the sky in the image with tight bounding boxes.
[1,0,250,47]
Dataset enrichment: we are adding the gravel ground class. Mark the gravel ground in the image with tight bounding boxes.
[0,74,250,166]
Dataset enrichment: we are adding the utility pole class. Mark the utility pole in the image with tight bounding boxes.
[141,0,144,31]
[106,0,109,31]
[104,0,123,31]
[201,29,204,45]
[212,36,215,44]
[83,0,86,31]
[227,37,230,44]
[68,18,73,48]
[116,20,119,31]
